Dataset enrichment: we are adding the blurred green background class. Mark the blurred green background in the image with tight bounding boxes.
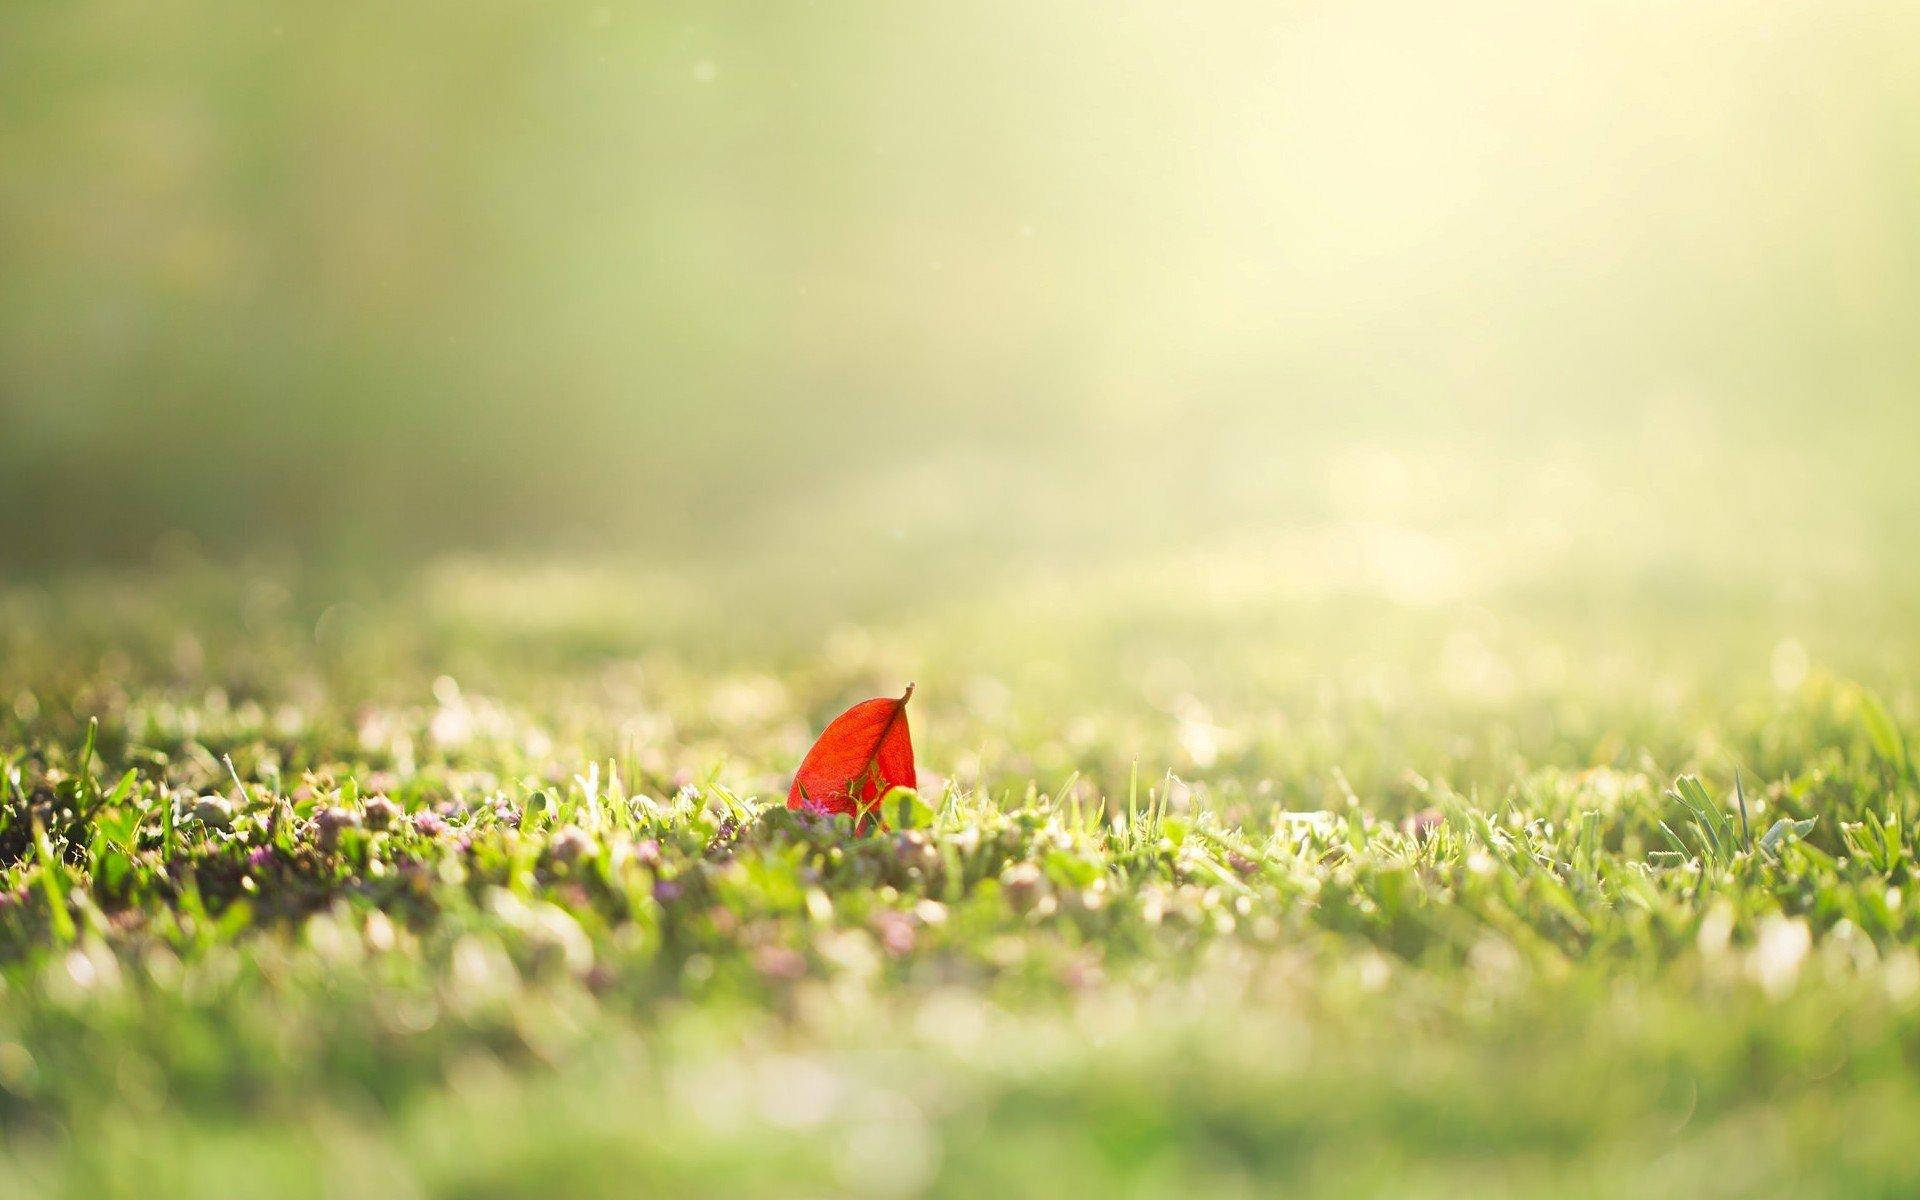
[3,0,1917,588]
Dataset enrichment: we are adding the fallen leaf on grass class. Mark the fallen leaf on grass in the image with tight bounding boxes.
[788,685,916,830]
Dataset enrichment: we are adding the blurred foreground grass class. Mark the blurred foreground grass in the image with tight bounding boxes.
[1,557,1918,1198]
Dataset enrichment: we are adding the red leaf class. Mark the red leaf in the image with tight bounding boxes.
[788,685,916,828]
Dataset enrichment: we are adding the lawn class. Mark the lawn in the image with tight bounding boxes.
[4,2,1918,1194]
[1,559,1916,1198]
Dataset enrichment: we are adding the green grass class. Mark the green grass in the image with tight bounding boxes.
[6,0,1917,1192]
[1,563,1917,1198]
